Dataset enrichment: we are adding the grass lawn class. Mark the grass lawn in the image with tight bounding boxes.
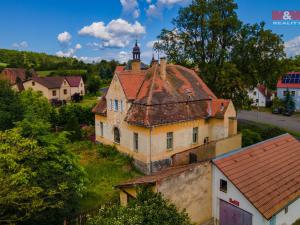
[37,70,56,77]
[68,141,141,211]
[0,62,8,67]
[76,95,99,108]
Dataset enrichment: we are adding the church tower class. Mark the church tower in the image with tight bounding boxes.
[131,40,141,71]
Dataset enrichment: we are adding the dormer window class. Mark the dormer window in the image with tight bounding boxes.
[114,99,119,112]
[32,81,35,86]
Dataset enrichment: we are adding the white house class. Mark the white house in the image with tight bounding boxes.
[212,133,300,225]
[247,85,272,107]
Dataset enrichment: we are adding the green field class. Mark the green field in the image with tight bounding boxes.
[37,69,87,77]
[68,141,140,211]
[0,62,8,67]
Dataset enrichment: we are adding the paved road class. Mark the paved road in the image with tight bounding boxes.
[237,110,300,133]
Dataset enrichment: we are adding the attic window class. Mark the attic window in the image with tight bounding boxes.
[32,81,35,86]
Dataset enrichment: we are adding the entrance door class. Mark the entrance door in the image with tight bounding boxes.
[114,127,120,143]
[220,200,252,225]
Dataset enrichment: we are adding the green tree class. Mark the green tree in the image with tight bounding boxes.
[0,80,23,130]
[64,113,82,141]
[155,0,286,108]
[87,188,192,225]
[283,89,295,111]
[19,89,52,122]
[241,129,262,147]
[0,128,86,225]
[87,75,102,94]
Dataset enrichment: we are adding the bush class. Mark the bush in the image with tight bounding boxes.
[241,129,262,147]
[87,188,193,225]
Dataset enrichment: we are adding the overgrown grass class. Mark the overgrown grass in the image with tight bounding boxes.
[67,141,141,211]
[238,119,300,147]
[76,95,99,108]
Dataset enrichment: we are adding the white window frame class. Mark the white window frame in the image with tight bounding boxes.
[114,99,119,112]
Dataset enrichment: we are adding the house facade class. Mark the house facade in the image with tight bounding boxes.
[212,134,300,225]
[247,85,272,107]
[23,76,85,101]
[93,42,241,174]
[277,72,300,111]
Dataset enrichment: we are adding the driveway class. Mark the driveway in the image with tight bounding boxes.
[237,110,300,133]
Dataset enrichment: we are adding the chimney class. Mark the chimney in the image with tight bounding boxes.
[160,57,167,79]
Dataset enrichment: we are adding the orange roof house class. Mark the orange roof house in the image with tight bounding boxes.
[213,134,300,225]
[93,41,241,174]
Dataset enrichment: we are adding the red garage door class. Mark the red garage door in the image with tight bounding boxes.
[220,200,252,225]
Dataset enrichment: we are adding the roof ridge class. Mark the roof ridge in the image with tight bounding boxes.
[213,133,291,162]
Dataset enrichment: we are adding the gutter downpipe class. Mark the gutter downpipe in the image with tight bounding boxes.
[149,126,153,174]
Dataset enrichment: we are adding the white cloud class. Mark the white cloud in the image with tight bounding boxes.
[76,56,102,63]
[147,0,190,18]
[146,40,158,49]
[118,51,131,63]
[57,31,72,43]
[146,0,152,3]
[78,18,146,49]
[120,0,140,19]
[12,41,28,49]
[56,43,82,57]
[285,36,300,57]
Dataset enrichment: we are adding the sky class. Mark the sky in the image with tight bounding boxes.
[1,0,300,64]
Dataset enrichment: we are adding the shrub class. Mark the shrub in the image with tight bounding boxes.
[241,129,262,147]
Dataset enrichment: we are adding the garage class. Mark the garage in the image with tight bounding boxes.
[220,200,252,225]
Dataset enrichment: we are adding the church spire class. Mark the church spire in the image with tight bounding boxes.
[132,40,140,61]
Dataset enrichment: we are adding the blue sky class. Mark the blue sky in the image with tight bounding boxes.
[1,0,300,63]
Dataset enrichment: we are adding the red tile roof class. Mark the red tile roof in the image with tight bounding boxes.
[30,76,83,89]
[117,71,146,100]
[31,76,65,89]
[94,63,232,126]
[277,72,300,89]
[213,134,300,219]
[1,68,37,85]
[257,85,272,98]
[65,76,82,87]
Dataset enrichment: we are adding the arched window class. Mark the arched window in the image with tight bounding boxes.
[114,127,120,144]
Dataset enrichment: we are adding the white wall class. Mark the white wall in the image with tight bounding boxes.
[248,87,266,107]
[275,197,300,225]
[212,165,268,225]
[212,165,300,225]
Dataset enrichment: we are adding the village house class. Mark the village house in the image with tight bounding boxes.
[277,72,300,111]
[22,76,85,101]
[93,42,241,174]
[0,68,37,91]
[117,133,300,225]
[247,84,272,107]
[212,133,300,225]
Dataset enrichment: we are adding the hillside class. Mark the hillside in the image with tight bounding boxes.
[0,49,120,79]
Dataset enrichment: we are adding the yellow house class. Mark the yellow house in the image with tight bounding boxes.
[93,42,241,174]
[22,76,85,101]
